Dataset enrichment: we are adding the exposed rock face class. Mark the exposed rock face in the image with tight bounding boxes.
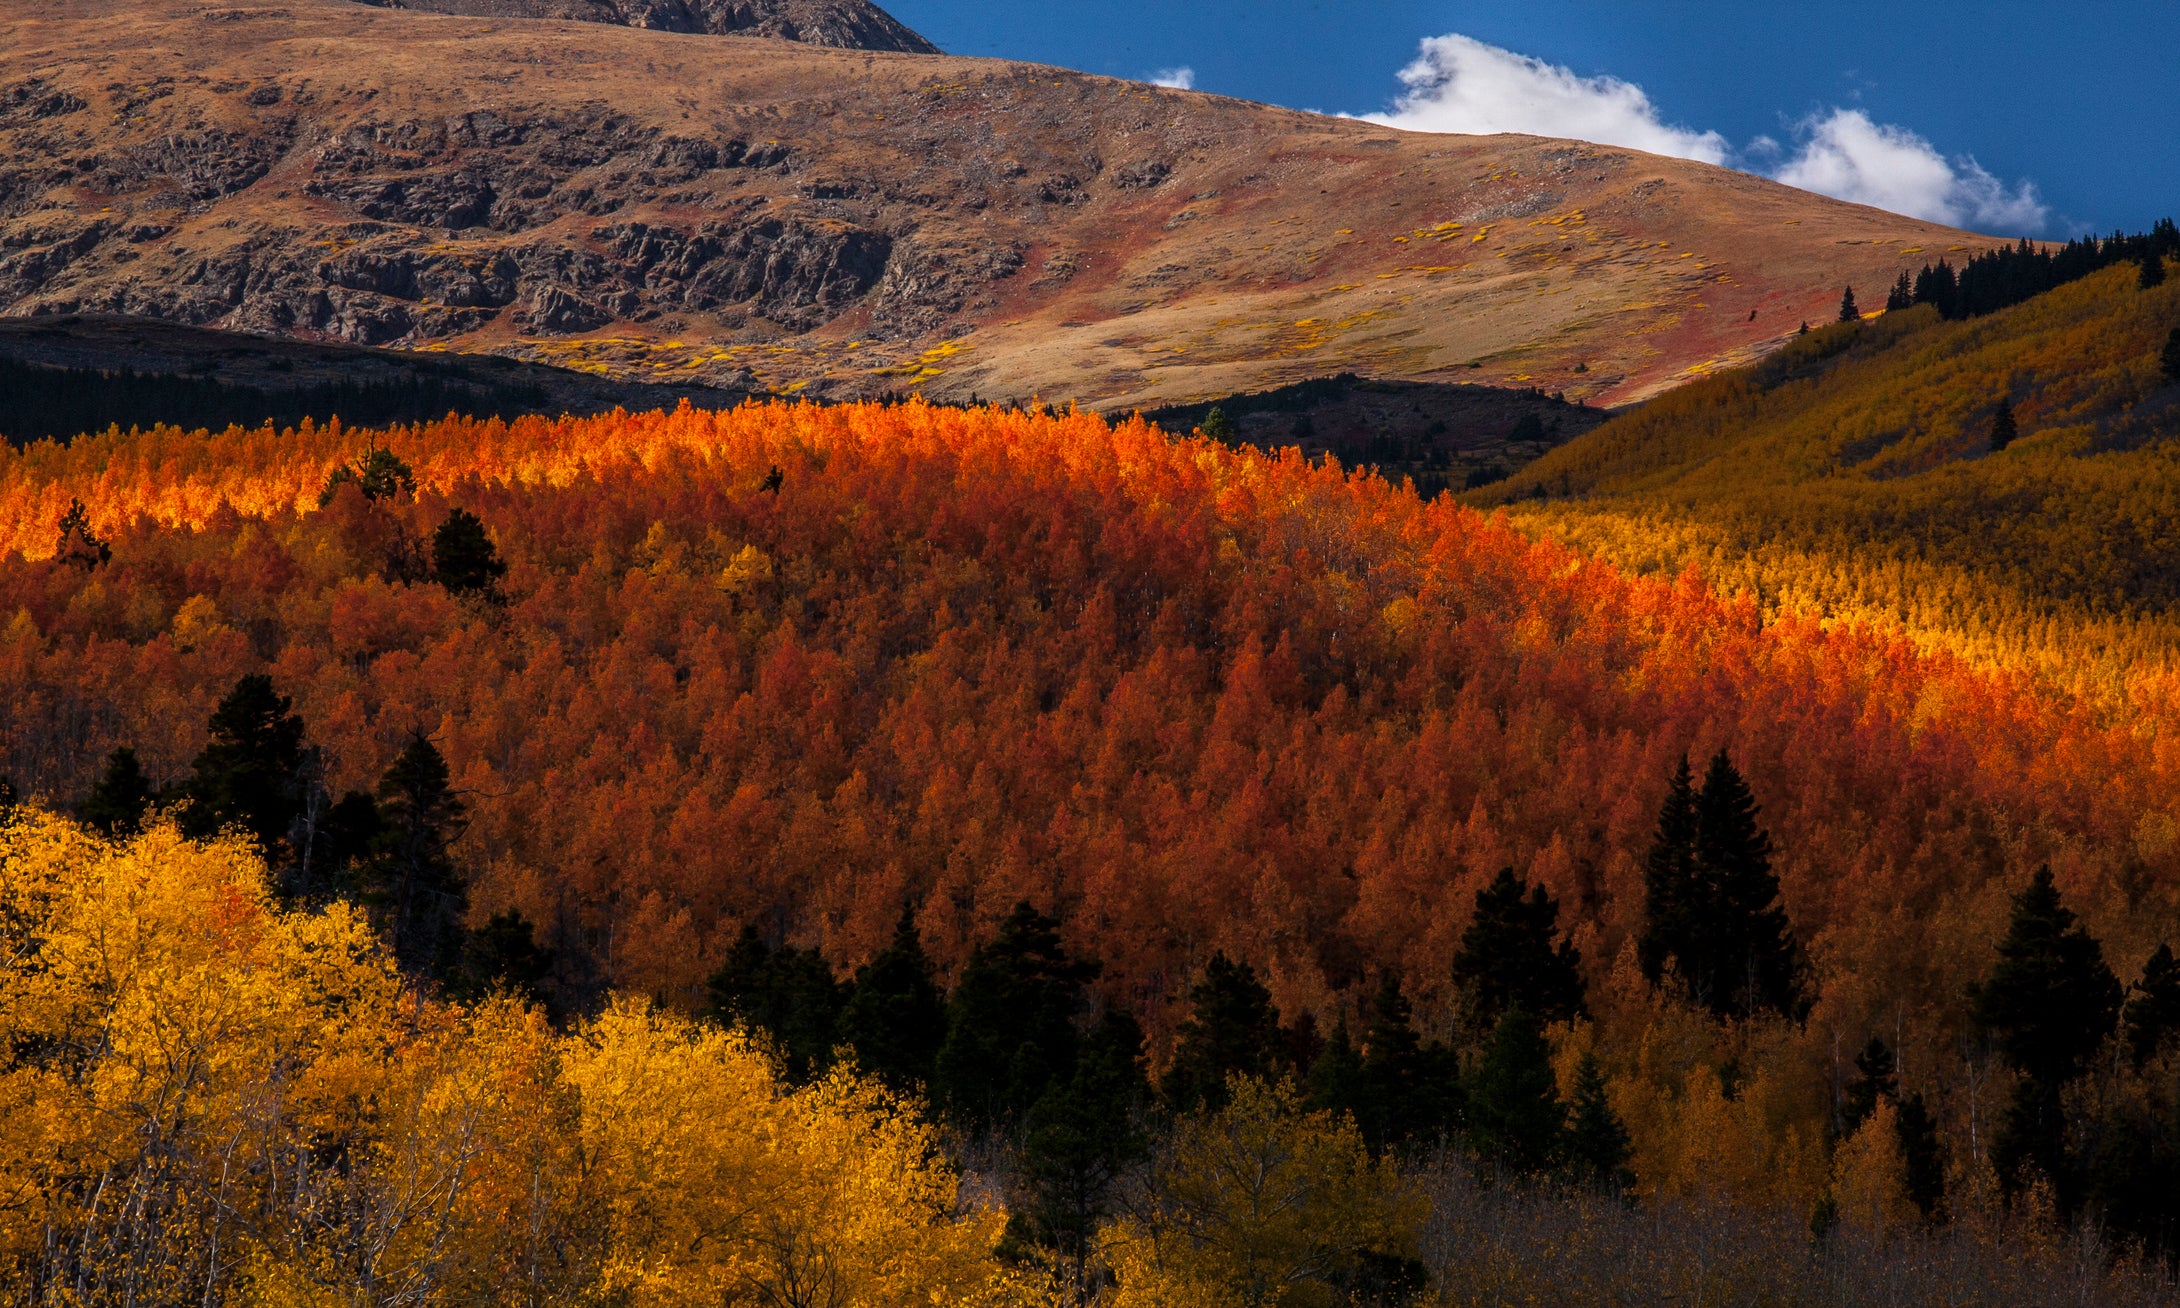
[349,0,940,53]
[0,0,1995,407]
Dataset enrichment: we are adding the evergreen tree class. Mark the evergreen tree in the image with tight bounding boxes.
[1451,867,1586,1031]
[836,907,947,1094]
[179,674,308,855]
[1637,756,1700,994]
[1972,867,2122,1204]
[320,444,416,506]
[1351,972,1458,1153]
[307,789,384,897]
[934,901,1099,1131]
[1563,1053,1632,1191]
[463,908,556,1009]
[2123,943,2180,1068]
[2161,326,2180,383]
[1885,271,1915,312]
[54,499,110,570]
[1465,1008,1564,1177]
[1896,1090,1947,1223]
[1199,407,1239,443]
[78,746,156,837]
[431,507,507,600]
[1303,1016,1365,1121]
[1841,1036,1899,1133]
[1693,751,1804,1020]
[1837,286,1859,323]
[704,923,844,1083]
[1009,1010,1153,1300]
[360,734,470,985]
[1163,951,1282,1114]
[1988,398,2018,452]
[2141,250,2167,290]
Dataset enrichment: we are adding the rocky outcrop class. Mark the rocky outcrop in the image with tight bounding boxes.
[350,0,940,53]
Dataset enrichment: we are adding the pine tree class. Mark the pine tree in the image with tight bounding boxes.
[2141,250,2167,290]
[1842,1036,1899,1134]
[1563,1053,1632,1192]
[1987,398,2018,452]
[1303,1016,1365,1121]
[360,734,470,985]
[1637,756,1700,994]
[1885,271,1915,312]
[1349,972,1458,1153]
[463,908,556,1009]
[836,907,947,1094]
[1199,407,1239,443]
[1972,867,2123,1204]
[1451,867,1586,1031]
[2160,326,2180,383]
[704,923,844,1083]
[1466,1008,1564,1177]
[78,746,156,837]
[1163,951,1282,1115]
[431,507,507,600]
[1693,751,1804,1020]
[934,901,1100,1131]
[1896,1090,1947,1223]
[2123,943,2180,1068]
[1010,1010,1152,1300]
[179,674,308,855]
[54,499,109,570]
[1838,286,1859,323]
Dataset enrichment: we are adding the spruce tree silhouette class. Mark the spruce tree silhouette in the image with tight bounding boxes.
[1010,1010,1151,1298]
[1972,867,2122,1205]
[1988,398,2018,452]
[704,923,843,1084]
[180,674,307,854]
[1837,286,1859,322]
[431,507,507,600]
[1640,752,1804,1019]
[363,734,471,985]
[837,907,947,1094]
[463,909,556,1009]
[1466,1008,1565,1176]
[1885,271,1915,311]
[2141,250,2167,289]
[1451,867,1586,1030]
[78,746,156,837]
[2161,326,2180,383]
[2123,943,2180,1069]
[1637,757,1700,994]
[1163,951,1282,1114]
[1303,1016,1365,1120]
[1563,1052,1632,1191]
[934,901,1099,1131]
[1896,1091,1947,1222]
[1841,1036,1899,1134]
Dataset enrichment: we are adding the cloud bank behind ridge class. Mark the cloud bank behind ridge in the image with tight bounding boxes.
[1364,34,2048,234]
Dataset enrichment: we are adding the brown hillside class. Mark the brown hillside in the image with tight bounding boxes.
[347,0,941,54]
[1,0,1996,408]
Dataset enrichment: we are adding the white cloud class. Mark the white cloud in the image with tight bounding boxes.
[1772,108,2048,233]
[1363,34,1729,165]
[1361,34,2050,235]
[1148,67,1195,91]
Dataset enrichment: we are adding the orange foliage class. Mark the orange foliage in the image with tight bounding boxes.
[1,399,2175,1065]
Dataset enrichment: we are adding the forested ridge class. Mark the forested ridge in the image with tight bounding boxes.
[3,396,2179,1300]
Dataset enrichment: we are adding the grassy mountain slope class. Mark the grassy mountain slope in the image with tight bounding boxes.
[1,0,1993,410]
[1472,261,2180,695]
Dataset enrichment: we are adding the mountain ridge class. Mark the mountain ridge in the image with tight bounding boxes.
[346,0,940,54]
[1,0,1999,409]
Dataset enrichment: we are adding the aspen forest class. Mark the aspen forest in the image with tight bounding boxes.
[2,347,2179,1305]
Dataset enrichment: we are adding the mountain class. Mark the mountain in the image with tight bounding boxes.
[347,0,940,54]
[2,0,1996,411]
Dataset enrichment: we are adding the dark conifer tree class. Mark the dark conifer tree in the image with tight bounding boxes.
[1451,867,1586,1031]
[1972,867,2123,1205]
[1010,1010,1153,1299]
[1304,1016,1365,1121]
[1466,1008,1564,1176]
[2141,250,2168,289]
[1885,271,1915,312]
[179,674,308,855]
[1199,406,1239,443]
[308,789,384,897]
[836,907,947,1094]
[431,507,508,600]
[705,923,844,1083]
[1694,751,1804,1020]
[1988,398,2018,452]
[2123,944,2180,1069]
[1837,286,1859,323]
[2160,326,2180,384]
[934,901,1100,1131]
[1896,1091,1947,1223]
[1163,951,1282,1115]
[78,747,156,837]
[1637,756,1700,995]
[1349,972,1458,1153]
[464,909,556,1009]
[1563,1053,1633,1192]
[361,734,471,986]
[1841,1036,1899,1133]
[54,499,110,570]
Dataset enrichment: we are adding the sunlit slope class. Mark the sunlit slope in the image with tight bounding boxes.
[1472,264,2180,688]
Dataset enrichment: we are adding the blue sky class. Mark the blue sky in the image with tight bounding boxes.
[883,1,2176,237]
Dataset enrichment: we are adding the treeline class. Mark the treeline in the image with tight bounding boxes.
[0,354,553,445]
[1881,217,2180,320]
